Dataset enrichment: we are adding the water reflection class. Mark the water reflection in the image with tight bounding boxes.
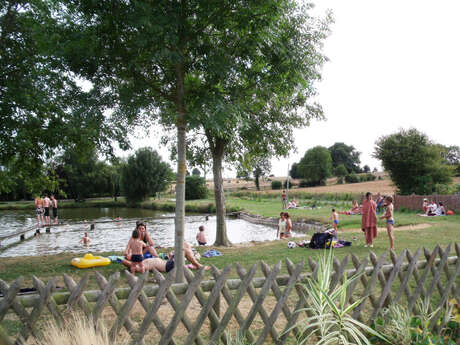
[0,208,297,257]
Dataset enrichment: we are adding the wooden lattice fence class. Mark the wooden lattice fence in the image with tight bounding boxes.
[394,194,460,211]
[1,244,460,345]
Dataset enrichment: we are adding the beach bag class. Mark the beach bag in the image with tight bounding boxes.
[309,232,333,249]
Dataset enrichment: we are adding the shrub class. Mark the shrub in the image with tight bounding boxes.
[359,173,376,182]
[337,177,344,184]
[271,180,282,189]
[185,176,208,200]
[298,180,317,188]
[121,148,173,205]
[345,173,359,183]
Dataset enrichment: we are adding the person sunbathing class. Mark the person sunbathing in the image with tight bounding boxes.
[339,200,362,215]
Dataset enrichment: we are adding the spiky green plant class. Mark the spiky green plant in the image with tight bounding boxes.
[377,303,413,344]
[290,248,388,345]
[225,331,249,345]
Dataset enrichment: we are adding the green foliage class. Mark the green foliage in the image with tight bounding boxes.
[337,177,344,184]
[374,128,453,195]
[298,146,332,186]
[121,148,172,204]
[441,145,460,176]
[328,143,361,173]
[191,168,201,177]
[57,148,102,201]
[271,180,282,190]
[359,173,376,182]
[290,163,301,179]
[373,299,458,345]
[345,173,360,184]
[0,1,128,193]
[363,165,371,173]
[185,176,208,200]
[290,249,387,345]
[253,158,272,191]
[334,164,349,178]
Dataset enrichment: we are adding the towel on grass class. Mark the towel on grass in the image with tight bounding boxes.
[202,249,222,258]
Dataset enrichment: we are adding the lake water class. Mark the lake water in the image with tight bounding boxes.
[0,208,295,257]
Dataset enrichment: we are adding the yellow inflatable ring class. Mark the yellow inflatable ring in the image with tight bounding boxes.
[71,253,111,269]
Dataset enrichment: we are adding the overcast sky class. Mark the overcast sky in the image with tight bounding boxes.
[123,0,460,177]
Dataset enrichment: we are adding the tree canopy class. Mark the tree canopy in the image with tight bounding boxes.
[374,128,453,195]
[328,143,361,173]
[0,1,128,195]
[121,148,172,204]
[298,146,332,186]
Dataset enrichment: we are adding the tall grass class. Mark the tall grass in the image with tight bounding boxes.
[37,314,128,345]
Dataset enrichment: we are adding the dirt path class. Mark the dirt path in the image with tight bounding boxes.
[340,223,432,234]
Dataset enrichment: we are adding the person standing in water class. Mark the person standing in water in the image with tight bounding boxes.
[50,194,58,224]
[42,194,51,226]
[34,196,44,226]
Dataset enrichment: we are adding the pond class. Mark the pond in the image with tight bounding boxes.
[0,208,297,257]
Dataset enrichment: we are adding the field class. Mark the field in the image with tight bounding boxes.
[208,175,460,195]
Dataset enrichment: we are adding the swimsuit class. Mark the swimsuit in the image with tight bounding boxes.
[165,258,175,272]
[198,241,206,246]
[52,208,58,218]
[35,207,44,215]
[334,219,339,224]
[387,219,394,225]
[131,254,143,262]
[44,207,50,217]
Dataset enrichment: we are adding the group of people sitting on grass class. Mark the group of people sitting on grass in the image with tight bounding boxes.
[421,199,449,216]
[122,221,209,274]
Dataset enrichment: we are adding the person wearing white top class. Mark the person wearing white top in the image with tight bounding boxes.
[428,201,437,216]
[277,212,287,239]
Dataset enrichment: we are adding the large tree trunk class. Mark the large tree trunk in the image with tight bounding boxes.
[174,64,186,283]
[211,138,231,246]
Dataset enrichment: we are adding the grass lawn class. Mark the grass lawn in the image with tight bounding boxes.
[1,197,459,287]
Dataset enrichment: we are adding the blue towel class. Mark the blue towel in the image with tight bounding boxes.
[109,256,124,263]
[202,249,222,258]
[143,252,153,259]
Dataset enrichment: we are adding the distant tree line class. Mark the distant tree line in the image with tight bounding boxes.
[0,147,174,203]
[289,132,459,194]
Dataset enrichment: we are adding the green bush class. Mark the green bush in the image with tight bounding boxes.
[337,177,344,184]
[359,173,377,182]
[345,173,360,183]
[185,176,208,200]
[121,148,173,204]
[271,180,282,190]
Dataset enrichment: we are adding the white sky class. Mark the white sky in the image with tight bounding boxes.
[122,0,460,177]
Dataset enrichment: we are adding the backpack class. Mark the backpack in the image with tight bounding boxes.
[309,232,333,249]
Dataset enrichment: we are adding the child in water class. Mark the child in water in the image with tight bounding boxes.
[126,229,146,274]
[196,225,207,246]
[80,232,90,245]
[331,209,339,239]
